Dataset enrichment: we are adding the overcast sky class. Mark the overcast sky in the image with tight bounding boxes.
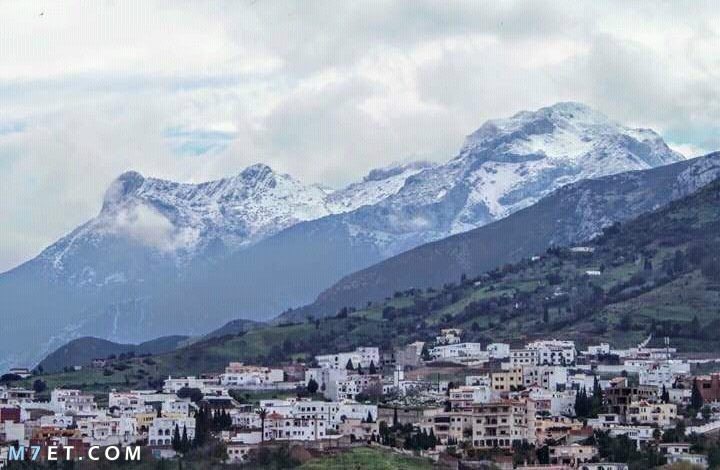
[1,1,719,272]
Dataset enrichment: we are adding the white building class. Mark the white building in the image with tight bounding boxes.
[76,415,139,447]
[509,349,539,367]
[430,343,484,360]
[435,329,462,345]
[526,340,576,365]
[259,398,377,432]
[50,389,96,414]
[486,343,511,359]
[638,361,690,389]
[220,363,284,388]
[448,386,496,408]
[162,376,219,394]
[315,347,380,370]
[523,365,568,391]
[149,416,196,447]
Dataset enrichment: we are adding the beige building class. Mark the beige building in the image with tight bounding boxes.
[471,400,534,449]
[491,367,524,392]
[626,401,676,426]
[549,444,598,466]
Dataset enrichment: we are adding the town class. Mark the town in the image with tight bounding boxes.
[2,329,720,469]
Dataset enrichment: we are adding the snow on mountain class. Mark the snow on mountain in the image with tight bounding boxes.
[0,101,689,370]
[335,102,685,253]
[326,161,434,212]
[38,162,427,280]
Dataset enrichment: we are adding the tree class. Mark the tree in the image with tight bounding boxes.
[0,374,22,383]
[345,359,354,371]
[257,408,268,442]
[691,378,704,411]
[661,385,670,404]
[177,387,203,403]
[392,407,398,427]
[180,425,190,453]
[307,378,319,394]
[32,379,47,393]
[171,424,181,451]
[193,405,212,448]
[369,360,377,375]
[366,411,374,423]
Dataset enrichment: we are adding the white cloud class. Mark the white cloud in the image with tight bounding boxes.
[103,203,198,252]
[1,0,719,271]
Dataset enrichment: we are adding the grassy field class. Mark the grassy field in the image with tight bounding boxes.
[300,447,435,470]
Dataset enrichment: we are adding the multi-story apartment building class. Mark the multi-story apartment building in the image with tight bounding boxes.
[509,349,539,367]
[605,384,657,417]
[449,386,495,410]
[523,365,568,391]
[50,389,95,414]
[471,400,534,449]
[626,401,676,427]
[315,347,380,370]
[526,340,576,366]
[491,367,524,392]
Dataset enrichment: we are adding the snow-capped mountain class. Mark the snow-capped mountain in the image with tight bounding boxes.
[350,102,683,253]
[0,102,687,370]
[38,162,428,286]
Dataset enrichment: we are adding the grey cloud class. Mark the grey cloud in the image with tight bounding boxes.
[1,0,719,271]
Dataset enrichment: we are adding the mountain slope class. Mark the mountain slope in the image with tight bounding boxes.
[37,335,188,374]
[0,103,683,371]
[283,152,720,320]
[28,176,720,390]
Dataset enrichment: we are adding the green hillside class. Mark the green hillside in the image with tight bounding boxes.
[22,178,720,392]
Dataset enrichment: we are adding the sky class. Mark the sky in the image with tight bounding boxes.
[0,1,719,272]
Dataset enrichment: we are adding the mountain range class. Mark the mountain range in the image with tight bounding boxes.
[31,174,720,381]
[283,152,720,321]
[0,102,688,370]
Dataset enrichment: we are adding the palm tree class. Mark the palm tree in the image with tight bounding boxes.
[257,408,268,442]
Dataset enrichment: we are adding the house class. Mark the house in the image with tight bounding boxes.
[315,347,380,370]
[430,343,484,361]
[338,418,378,441]
[486,343,511,360]
[549,444,598,466]
[50,389,96,414]
[148,416,195,447]
[220,363,284,388]
[522,365,568,391]
[626,401,676,426]
[449,386,495,409]
[326,373,382,401]
[226,443,254,462]
[436,329,462,345]
[526,340,576,366]
[162,376,218,394]
[8,368,31,379]
[665,453,708,468]
[694,373,720,403]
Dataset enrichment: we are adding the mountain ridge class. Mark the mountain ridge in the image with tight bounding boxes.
[280,152,720,322]
[0,102,686,371]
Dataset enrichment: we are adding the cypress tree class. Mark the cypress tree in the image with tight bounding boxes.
[691,378,704,411]
[171,424,181,451]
